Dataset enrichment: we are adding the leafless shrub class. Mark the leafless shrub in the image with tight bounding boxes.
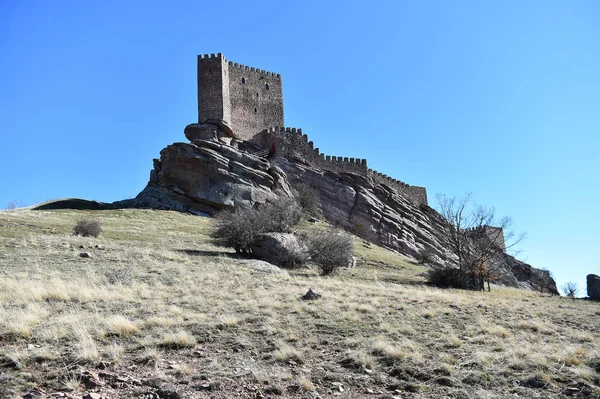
[211,198,302,253]
[73,219,102,238]
[561,282,579,299]
[212,207,261,253]
[436,192,526,291]
[260,198,302,233]
[304,228,354,275]
[6,201,16,210]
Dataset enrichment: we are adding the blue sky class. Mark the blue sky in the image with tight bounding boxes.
[1,1,599,294]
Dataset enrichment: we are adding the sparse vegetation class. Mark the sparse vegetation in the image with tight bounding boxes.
[303,227,354,275]
[0,208,598,398]
[562,281,579,299]
[211,197,301,253]
[435,193,525,291]
[72,218,102,237]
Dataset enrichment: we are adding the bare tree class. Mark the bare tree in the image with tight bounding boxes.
[436,192,526,291]
[561,282,578,299]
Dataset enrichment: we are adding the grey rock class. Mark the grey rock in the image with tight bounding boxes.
[587,274,600,299]
[79,252,91,258]
[302,288,322,300]
[117,140,294,214]
[349,255,357,269]
[184,123,218,142]
[239,259,284,274]
[156,385,181,399]
[250,233,306,268]
[0,354,21,369]
[204,118,234,137]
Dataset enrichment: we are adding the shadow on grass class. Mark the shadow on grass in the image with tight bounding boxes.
[175,249,248,259]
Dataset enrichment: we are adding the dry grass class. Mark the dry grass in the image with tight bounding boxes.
[0,208,599,398]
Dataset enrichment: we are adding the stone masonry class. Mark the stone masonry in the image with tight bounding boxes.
[196,53,428,207]
[197,53,284,141]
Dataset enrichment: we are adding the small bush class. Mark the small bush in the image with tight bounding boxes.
[304,227,354,275]
[211,198,302,253]
[73,219,102,237]
[294,183,321,217]
[260,198,302,233]
[212,207,261,253]
[426,267,465,289]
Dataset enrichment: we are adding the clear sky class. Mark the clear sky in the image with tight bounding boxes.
[1,1,599,294]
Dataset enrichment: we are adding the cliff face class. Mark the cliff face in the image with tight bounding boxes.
[124,132,557,294]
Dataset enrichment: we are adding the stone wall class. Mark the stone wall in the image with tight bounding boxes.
[368,169,428,206]
[197,54,230,123]
[227,62,284,141]
[197,54,426,206]
[253,127,428,206]
[465,225,507,253]
[197,54,284,141]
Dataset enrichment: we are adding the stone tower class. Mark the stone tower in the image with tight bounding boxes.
[197,53,284,141]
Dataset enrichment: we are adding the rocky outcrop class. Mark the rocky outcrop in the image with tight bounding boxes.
[120,129,557,293]
[587,274,600,300]
[117,139,293,215]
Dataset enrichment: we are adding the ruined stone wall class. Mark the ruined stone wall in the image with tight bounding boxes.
[255,127,428,206]
[368,170,428,206]
[484,226,506,252]
[227,63,284,141]
[466,225,506,253]
[197,54,230,123]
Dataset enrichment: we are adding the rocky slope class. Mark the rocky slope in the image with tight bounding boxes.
[118,127,557,294]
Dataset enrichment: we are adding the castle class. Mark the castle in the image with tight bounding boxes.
[196,53,429,206]
[197,53,284,141]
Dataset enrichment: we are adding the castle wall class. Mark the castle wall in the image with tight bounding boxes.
[484,226,506,252]
[228,63,284,141]
[368,171,428,206]
[465,226,507,253]
[196,54,426,207]
[197,54,231,123]
[257,127,428,206]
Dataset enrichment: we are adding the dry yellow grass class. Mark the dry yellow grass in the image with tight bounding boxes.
[0,208,599,398]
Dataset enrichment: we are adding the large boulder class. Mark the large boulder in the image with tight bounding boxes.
[587,274,600,300]
[250,233,306,268]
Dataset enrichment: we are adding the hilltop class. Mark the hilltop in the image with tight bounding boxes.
[1,208,599,398]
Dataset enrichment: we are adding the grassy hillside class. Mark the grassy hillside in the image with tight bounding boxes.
[1,209,599,398]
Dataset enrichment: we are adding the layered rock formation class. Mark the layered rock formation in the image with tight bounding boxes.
[120,124,558,294]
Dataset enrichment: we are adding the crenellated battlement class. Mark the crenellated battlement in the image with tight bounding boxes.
[261,126,368,171]
[228,61,281,78]
[196,53,427,206]
[197,54,284,141]
[252,127,428,206]
[199,53,225,60]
